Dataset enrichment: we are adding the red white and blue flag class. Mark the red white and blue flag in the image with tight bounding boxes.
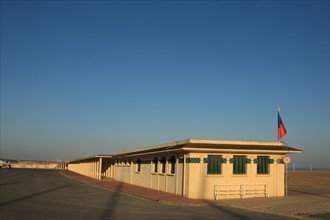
[278,112,287,141]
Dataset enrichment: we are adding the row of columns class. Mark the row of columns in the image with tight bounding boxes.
[68,157,113,180]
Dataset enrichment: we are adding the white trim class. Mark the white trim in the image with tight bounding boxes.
[112,139,288,156]
[182,147,301,154]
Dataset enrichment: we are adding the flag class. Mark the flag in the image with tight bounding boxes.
[278,112,287,141]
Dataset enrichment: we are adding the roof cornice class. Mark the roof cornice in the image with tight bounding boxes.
[111,138,293,157]
[187,139,286,146]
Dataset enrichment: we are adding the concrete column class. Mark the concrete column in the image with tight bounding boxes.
[105,161,108,177]
[175,156,178,195]
[108,161,111,177]
[107,161,110,177]
[91,161,93,178]
[95,160,97,179]
[94,160,97,179]
[111,162,114,178]
[91,160,93,178]
[91,160,95,178]
[97,159,99,179]
[183,153,186,197]
[165,158,168,192]
[98,157,103,180]
[89,160,91,177]
[130,159,133,184]
[104,161,107,177]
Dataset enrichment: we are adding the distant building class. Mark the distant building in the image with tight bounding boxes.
[3,160,66,170]
[67,139,302,200]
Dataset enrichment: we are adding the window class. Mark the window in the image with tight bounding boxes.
[207,155,222,174]
[136,159,141,172]
[169,156,176,174]
[152,158,158,173]
[257,156,269,174]
[233,155,247,174]
[161,157,166,173]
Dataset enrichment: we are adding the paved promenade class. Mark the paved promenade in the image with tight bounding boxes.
[1,169,296,220]
[61,170,330,220]
[61,170,206,206]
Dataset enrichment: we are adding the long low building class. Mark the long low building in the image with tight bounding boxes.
[2,161,67,170]
[67,139,302,200]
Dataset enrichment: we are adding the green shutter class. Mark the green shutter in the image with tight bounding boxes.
[257,156,269,174]
[207,156,222,174]
[233,156,246,174]
[241,157,246,173]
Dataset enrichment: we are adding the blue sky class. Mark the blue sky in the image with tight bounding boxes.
[1,0,329,168]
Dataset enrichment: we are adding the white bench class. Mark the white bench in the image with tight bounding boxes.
[214,184,268,200]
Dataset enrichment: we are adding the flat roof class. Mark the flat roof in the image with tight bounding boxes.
[69,139,302,163]
[112,139,302,157]
[69,154,112,163]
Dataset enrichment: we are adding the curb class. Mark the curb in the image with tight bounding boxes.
[157,200,207,206]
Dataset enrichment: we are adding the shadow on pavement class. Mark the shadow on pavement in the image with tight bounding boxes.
[0,182,21,186]
[203,200,253,220]
[0,184,71,207]
[98,180,124,220]
[309,212,330,220]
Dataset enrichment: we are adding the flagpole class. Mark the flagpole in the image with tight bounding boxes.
[278,105,288,196]
[277,105,280,142]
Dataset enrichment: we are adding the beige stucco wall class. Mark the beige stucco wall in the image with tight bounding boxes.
[68,158,108,180]
[67,151,287,200]
[112,154,184,196]
[185,152,285,200]
[114,164,131,183]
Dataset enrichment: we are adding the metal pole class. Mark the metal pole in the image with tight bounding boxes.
[285,164,288,196]
[277,106,280,142]
[182,154,186,197]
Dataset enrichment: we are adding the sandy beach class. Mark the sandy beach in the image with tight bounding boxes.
[288,170,330,189]
[218,170,330,219]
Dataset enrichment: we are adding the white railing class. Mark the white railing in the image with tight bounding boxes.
[214,184,268,200]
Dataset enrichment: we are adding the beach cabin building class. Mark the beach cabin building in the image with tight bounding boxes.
[67,139,302,200]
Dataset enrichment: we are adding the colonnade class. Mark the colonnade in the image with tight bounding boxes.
[68,157,113,180]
